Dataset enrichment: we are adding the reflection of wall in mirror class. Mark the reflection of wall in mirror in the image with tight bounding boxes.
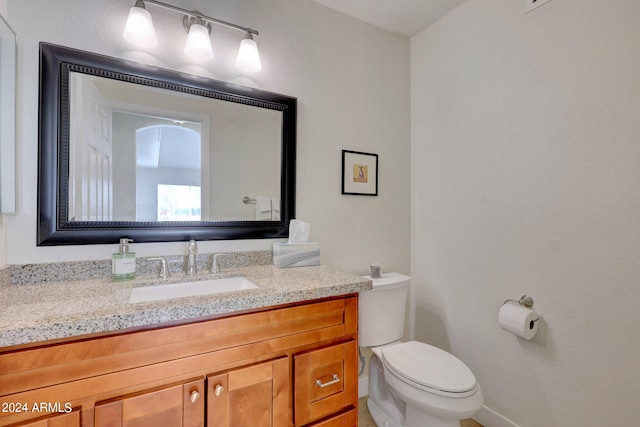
[210,102,282,221]
[71,73,282,223]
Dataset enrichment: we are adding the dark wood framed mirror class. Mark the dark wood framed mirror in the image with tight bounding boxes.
[38,42,296,245]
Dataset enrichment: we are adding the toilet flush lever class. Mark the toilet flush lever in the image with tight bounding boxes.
[315,374,340,388]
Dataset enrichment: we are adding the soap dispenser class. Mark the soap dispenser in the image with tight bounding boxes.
[112,238,136,281]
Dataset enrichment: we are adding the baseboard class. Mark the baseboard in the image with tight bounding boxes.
[473,405,519,427]
[358,376,369,398]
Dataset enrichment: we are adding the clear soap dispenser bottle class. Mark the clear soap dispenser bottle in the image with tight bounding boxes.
[112,238,136,281]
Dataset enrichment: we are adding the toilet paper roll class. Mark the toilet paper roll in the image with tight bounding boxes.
[499,301,539,340]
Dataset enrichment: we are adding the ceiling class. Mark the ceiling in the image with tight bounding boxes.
[311,0,467,37]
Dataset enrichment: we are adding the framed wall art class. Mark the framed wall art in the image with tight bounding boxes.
[341,150,378,196]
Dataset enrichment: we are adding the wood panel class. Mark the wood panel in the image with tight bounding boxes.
[94,380,204,427]
[2,310,343,396]
[309,408,357,427]
[207,358,288,427]
[294,341,358,426]
[2,325,346,419]
[182,380,205,427]
[11,411,80,427]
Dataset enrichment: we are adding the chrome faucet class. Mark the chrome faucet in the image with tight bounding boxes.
[186,240,198,275]
[210,253,230,274]
[149,256,170,279]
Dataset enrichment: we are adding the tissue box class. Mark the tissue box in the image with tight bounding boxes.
[272,242,320,268]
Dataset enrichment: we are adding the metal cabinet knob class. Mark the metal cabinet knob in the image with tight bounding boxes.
[190,390,201,403]
[214,384,225,397]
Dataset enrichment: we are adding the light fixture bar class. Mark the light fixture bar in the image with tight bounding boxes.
[142,0,258,36]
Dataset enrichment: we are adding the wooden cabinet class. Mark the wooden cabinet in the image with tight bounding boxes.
[94,379,204,427]
[206,358,288,427]
[0,296,358,427]
[12,411,80,427]
[307,408,357,427]
[294,341,358,426]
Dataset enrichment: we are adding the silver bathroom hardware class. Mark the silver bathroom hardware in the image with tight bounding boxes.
[213,384,225,397]
[242,196,256,204]
[503,295,534,308]
[186,240,198,275]
[149,256,170,278]
[210,253,231,274]
[315,374,340,388]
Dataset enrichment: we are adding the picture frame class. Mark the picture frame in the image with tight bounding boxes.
[341,150,378,196]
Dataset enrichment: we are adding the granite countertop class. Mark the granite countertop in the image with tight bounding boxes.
[0,264,372,348]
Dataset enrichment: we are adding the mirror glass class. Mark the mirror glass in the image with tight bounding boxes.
[38,43,296,245]
[68,73,281,223]
[0,15,16,214]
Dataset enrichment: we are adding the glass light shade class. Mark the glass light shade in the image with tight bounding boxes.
[236,36,262,72]
[184,24,214,61]
[123,6,158,48]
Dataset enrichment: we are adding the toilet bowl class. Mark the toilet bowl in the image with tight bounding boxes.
[360,273,483,427]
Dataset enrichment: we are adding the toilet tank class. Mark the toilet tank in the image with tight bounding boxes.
[358,272,411,347]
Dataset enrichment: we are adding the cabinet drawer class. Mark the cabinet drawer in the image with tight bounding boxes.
[308,408,357,427]
[293,341,357,426]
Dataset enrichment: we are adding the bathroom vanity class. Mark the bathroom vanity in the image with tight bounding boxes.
[0,264,371,427]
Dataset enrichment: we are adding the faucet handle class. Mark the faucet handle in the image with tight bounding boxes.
[210,252,230,274]
[149,257,170,279]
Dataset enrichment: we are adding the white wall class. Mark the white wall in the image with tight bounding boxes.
[4,0,410,275]
[0,218,5,267]
[0,1,8,267]
[411,0,640,426]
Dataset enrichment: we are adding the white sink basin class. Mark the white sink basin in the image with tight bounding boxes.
[129,276,259,303]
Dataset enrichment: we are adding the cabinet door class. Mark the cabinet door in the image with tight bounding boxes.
[16,411,80,427]
[207,358,288,427]
[94,379,204,427]
[293,341,358,426]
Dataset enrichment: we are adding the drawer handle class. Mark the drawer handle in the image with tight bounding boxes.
[190,390,201,403]
[315,374,340,388]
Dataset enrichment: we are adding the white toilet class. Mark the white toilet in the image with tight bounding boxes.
[359,272,483,427]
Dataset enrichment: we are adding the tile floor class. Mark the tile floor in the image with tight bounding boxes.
[358,397,483,427]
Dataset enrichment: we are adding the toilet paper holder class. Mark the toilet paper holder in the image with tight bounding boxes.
[503,295,534,308]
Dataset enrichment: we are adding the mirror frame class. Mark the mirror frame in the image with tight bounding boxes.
[37,42,296,245]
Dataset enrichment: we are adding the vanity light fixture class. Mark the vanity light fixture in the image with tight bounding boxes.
[183,16,214,61]
[123,0,262,71]
[236,32,262,73]
[123,0,158,48]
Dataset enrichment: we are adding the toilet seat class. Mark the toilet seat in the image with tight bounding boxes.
[381,341,477,398]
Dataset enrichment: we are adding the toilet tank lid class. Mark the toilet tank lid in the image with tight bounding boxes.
[362,272,411,290]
